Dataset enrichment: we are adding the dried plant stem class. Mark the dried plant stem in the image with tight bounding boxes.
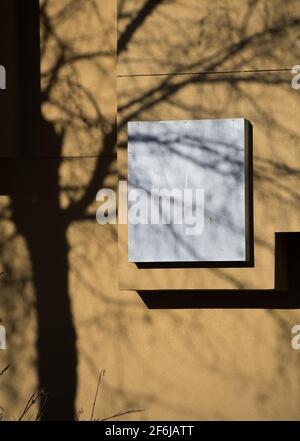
[18,391,48,421]
[98,409,144,422]
[90,369,105,421]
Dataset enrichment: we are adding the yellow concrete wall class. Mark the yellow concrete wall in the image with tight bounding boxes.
[1,0,300,421]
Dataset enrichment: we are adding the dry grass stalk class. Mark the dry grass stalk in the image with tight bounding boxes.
[18,390,48,421]
[89,369,144,422]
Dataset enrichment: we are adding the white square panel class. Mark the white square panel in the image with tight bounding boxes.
[127,119,251,263]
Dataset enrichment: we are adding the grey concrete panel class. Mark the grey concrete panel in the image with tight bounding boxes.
[128,119,250,263]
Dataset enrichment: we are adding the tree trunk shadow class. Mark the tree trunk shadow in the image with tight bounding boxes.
[10,116,77,420]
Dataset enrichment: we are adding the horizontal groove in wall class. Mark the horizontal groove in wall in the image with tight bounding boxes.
[118,67,292,78]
